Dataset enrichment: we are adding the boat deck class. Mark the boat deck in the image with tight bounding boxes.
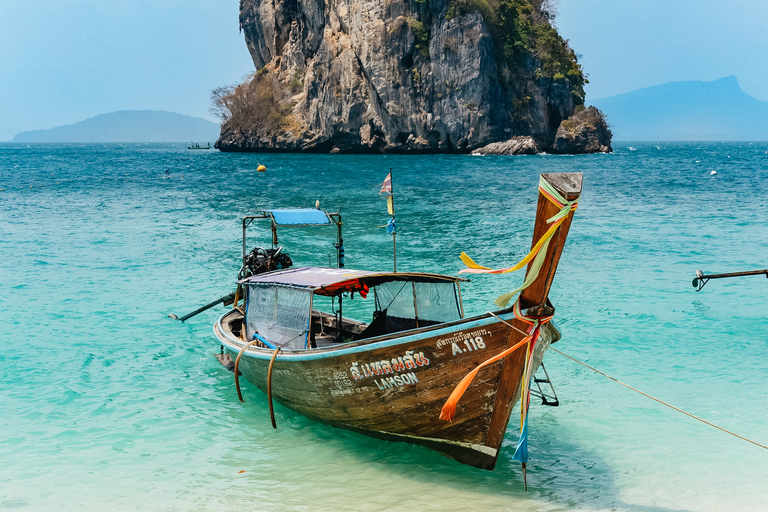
[310,310,366,347]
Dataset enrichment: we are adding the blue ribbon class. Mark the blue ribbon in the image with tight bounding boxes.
[386,217,396,234]
[512,416,529,463]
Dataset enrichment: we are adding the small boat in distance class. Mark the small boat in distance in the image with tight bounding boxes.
[212,173,582,470]
[188,142,211,150]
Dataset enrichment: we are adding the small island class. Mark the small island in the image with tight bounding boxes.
[212,0,611,154]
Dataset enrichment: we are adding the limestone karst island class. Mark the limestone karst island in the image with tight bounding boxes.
[213,0,612,154]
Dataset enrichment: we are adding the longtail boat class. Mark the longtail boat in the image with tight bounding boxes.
[212,173,582,470]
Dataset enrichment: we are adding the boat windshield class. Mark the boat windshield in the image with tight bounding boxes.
[245,283,312,349]
[374,280,461,326]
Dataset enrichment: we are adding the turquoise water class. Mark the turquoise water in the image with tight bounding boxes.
[1,142,766,511]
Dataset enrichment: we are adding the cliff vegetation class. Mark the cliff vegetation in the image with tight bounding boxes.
[447,0,585,105]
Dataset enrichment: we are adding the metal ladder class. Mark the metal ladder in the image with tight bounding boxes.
[530,363,559,406]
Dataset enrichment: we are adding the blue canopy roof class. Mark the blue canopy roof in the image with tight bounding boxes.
[266,209,331,226]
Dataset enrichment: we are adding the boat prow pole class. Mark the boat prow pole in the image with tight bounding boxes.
[483,172,583,468]
[518,172,583,311]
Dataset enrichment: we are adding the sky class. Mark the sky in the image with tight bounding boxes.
[1,0,767,141]
[0,0,253,141]
[556,0,768,101]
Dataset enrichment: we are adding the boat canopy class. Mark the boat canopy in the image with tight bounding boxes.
[241,209,342,265]
[265,209,332,226]
[241,267,466,349]
[239,267,465,296]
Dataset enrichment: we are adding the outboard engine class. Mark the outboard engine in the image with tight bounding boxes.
[239,246,292,279]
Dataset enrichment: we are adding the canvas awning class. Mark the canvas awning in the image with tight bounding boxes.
[239,267,466,296]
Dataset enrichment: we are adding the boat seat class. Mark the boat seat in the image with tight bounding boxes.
[385,315,441,333]
[354,309,442,340]
[353,309,389,340]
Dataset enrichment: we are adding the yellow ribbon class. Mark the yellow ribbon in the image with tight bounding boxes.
[458,177,578,307]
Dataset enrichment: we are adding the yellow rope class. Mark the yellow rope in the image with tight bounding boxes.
[549,347,768,451]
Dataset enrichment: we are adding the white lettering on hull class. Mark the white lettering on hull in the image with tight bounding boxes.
[349,350,430,381]
[374,372,420,390]
[435,328,491,349]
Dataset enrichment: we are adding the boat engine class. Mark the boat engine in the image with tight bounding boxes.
[239,246,292,279]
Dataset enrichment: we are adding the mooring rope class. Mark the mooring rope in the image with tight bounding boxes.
[267,346,281,429]
[487,311,530,337]
[549,347,768,451]
[232,340,281,428]
[487,311,768,450]
[234,339,261,402]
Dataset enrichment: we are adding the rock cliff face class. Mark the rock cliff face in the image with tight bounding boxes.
[471,136,538,155]
[215,0,610,154]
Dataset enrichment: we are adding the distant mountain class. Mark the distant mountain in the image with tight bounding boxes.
[591,76,768,141]
[13,110,220,143]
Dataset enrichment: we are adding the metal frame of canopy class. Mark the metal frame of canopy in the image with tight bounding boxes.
[242,208,344,269]
[170,210,341,322]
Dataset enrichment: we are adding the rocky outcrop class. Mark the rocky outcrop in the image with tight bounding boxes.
[550,106,612,154]
[472,136,538,155]
[215,0,611,154]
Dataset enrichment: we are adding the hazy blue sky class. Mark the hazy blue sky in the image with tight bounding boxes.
[1,0,766,140]
[557,0,768,102]
[0,0,253,140]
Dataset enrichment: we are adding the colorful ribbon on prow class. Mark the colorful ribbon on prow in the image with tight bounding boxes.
[438,301,553,489]
[509,302,554,490]
[439,300,553,423]
[458,176,579,307]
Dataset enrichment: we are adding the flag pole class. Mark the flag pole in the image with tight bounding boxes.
[390,168,396,272]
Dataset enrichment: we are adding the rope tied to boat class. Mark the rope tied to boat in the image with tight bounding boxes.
[508,303,556,489]
[439,301,553,422]
[459,176,579,307]
[266,346,281,429]
[233,341,281,428]
[234,339,261,402]
[550,347,768,452]
[510,302,553,431]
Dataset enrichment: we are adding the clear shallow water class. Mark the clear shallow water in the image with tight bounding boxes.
[1,142,767,511]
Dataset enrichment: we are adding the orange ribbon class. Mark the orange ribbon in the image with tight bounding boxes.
[439,303,552,422]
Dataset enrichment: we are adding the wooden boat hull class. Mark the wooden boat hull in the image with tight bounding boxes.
[214,308,559,469]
